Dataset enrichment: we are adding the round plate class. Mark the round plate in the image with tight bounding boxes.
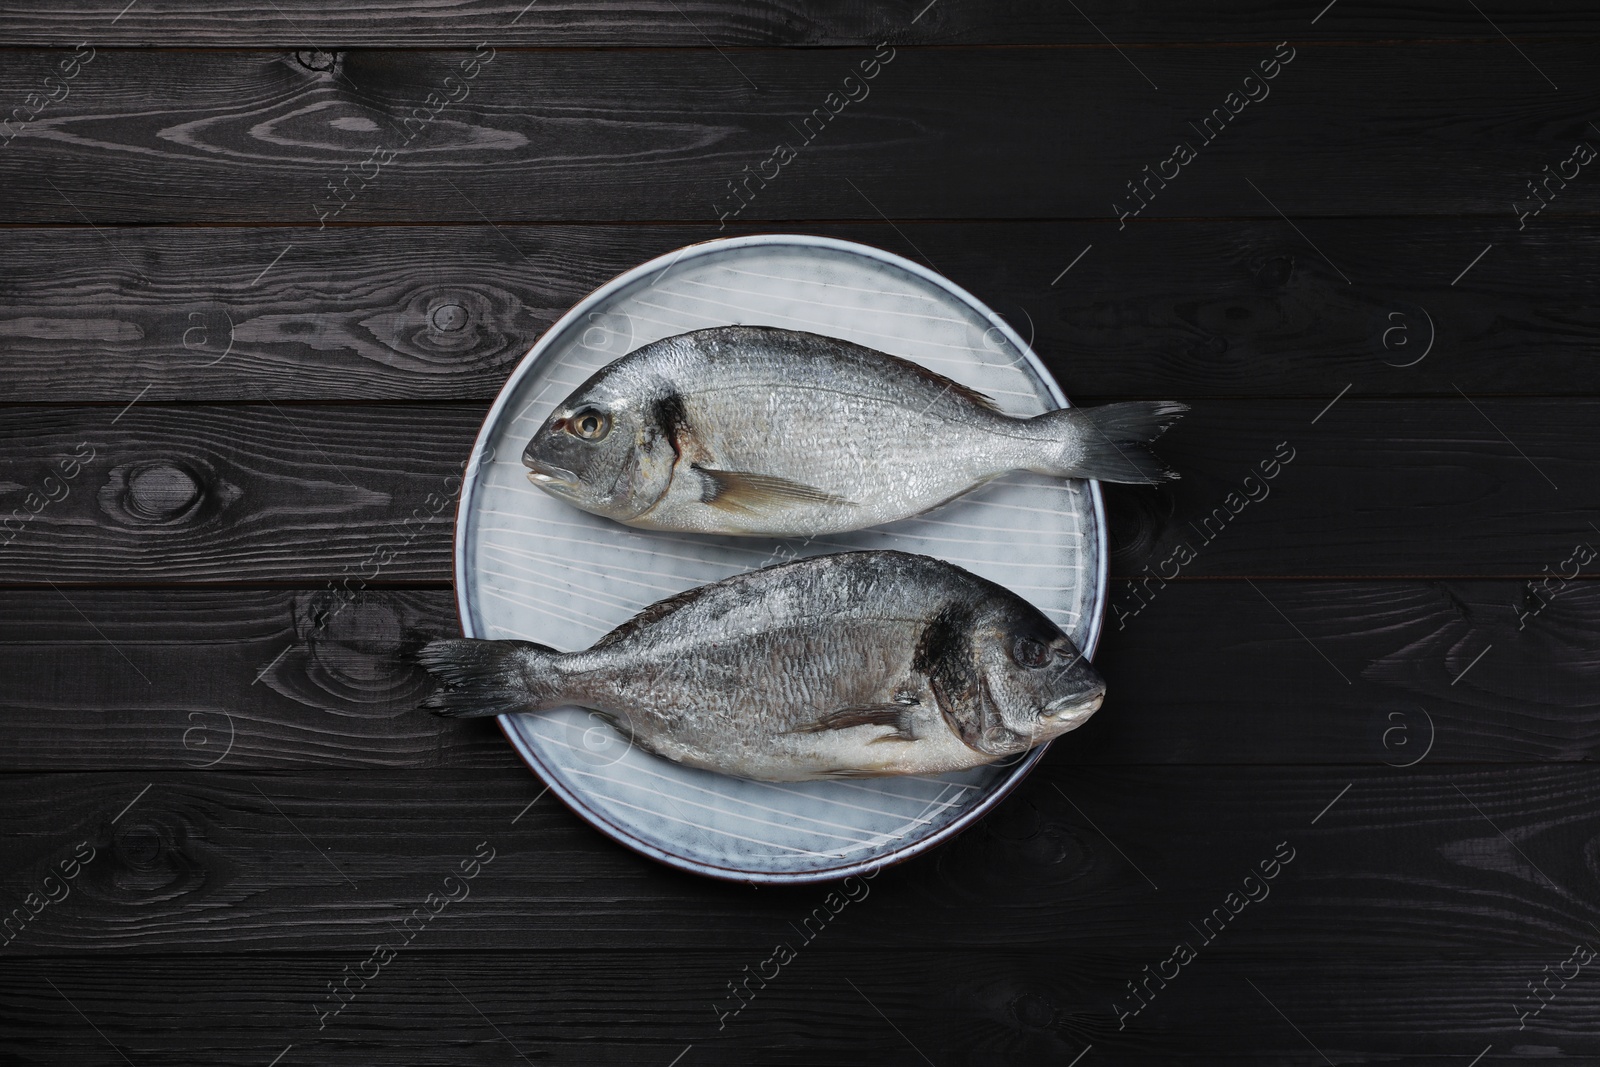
[454,234,1108,883]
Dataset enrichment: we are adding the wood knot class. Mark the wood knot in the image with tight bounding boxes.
[985,797,1043,843]
[1186,332,1230,359]
[103,813,204,898]
[1103,482,1177,572]
[1028,825,1074,866]
[431,303,469,332]
[313,596,404,658]
[280,592,436,708]
[371,286,527,367]
[1009,990,1059,1030]
[116,821,168,868]
[101,460,234,528]
[295,50,338,72]
[126,463,200,521]
[989,798,1075,866]
[1255,254,1294,288]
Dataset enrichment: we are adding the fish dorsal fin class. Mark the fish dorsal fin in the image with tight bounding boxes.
[883,352,1003,414]
[588,584,707,650]
[693,465,857,514]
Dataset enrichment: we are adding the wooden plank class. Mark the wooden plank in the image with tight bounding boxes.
[1091,579,1594,765]
[3,950,1593,1065]
[0,589,505,771]
[1,43,1597,223]
[0,403,479,584]
[0,580,1592,771]
[1115,396,1591,579]
[1,765,1597,956]
[5,0,1600,47]
[1,399,1592,583]
[4,219,1598,403]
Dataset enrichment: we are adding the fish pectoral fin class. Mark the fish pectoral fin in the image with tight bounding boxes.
[790,704,916,742]
[693,465,856,515]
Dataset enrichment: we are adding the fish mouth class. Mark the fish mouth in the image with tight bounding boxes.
[523,455,578,490]
[1044,690,1105,720]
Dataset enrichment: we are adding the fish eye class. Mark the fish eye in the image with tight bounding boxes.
[1011,635,1051,669]
[568,408,611,442]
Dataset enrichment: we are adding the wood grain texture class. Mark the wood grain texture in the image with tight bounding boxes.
[2,400,1592,583]
[0,226,551,403]
[4,950,1596,1066]
[1,581,1594,771]
[0,403,480,583]
[0,589,503,771]
[4,219,1599,403]
[2,765,1598,957]
[1,7,1594,1062]
[2,43,1597,223]
[5,0,1600,46]
[1108,396,1594,578]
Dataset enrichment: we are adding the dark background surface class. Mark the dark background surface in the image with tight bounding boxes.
[2,2,1598,1064]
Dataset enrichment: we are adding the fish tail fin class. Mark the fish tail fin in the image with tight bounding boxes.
[417,638,566,718]
[1028,401,1188,484]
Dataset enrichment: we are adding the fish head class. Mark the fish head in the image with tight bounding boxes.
[522,374,680,523]
[926,598,1106,758]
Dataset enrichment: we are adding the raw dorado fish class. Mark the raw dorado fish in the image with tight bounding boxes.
[521,325,1185,536]
[419,550,1105,781]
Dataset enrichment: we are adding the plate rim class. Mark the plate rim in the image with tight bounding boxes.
[452,232,1110,884]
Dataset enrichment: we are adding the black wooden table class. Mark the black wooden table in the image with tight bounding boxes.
[4,3,1599,1063]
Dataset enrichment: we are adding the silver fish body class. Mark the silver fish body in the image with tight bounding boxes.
[420,551,1105,781]
[522,326,1185,536]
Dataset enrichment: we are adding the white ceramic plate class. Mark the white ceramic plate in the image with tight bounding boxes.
[454,234,1107,883]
